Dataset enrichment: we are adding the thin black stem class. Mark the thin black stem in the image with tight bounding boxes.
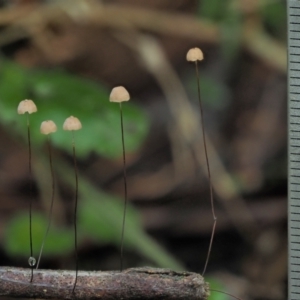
[71,131,79,294]
[27,114,34,283]
[36,136,55,269]
[195,61,217,276]
[211,289,243,300]
[119,103,128,272]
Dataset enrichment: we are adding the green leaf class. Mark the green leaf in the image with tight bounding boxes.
[0,59,178,270]
[220,4,243,66]
[4,180,183,269]
[198,0,228,21]
[261,1,286,40]
[4,154,184,269]
[205,277,230,300]
[4,212,73,257]
[0,59,149,158]
[79,185,184,270]
[57,159,184,270]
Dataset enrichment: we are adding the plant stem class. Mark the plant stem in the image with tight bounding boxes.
[27,114,34,282]
[195,61,217,276]
[119,102,128,272]
[36,136,55,269]
[71,131,79,293]
[210,289,243,300]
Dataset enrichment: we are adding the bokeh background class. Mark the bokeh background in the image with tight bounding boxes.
[0,0,286,299]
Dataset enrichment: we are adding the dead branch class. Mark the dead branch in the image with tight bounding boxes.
[0,266,209,300]
[0,1,286,72]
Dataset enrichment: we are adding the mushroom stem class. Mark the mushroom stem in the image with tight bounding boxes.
[26,114,34,283]
[62,116,82,293]
[71,131,79,293]
[36,136,55,269]
[119,102,128,272]
[194,61,217,276]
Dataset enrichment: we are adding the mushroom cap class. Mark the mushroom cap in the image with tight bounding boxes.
[63,116,82,131]
[40,120,57,135]
[186,47,204,62]
[109,86,130,103]
[17,99,37,114]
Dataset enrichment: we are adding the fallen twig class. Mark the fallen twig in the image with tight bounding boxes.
[0,266,209,300]
[0,1,286,72]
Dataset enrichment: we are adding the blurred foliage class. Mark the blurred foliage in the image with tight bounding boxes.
[186,74,231,110]
[76,170,184,269]
[194,0,286,112]
[5,212,73,257]
[0,3,287,300]
[199,0,286,22]
[220,5,242,66]
[260,1,286,40]
[0,58,183,269]
[199,0,287,39]
[0,59,149,158]
[206,277,230,300]
[199,0,228,21]
[4,165,184,270]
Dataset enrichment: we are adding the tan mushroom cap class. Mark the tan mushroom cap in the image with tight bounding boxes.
[109,86,130,103]
[17,99,37,114]
[63,116,82,131]
[186,47,204,62]
[40,120,57,135]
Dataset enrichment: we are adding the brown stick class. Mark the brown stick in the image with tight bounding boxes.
[0,2,286,72]
[0,266,209,300]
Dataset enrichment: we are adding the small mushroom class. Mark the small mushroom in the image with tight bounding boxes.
[40,120,57,135]
[186,47,204,62]
[63,116,82,131]
[109,86,130,103]
[17,99,37,114]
